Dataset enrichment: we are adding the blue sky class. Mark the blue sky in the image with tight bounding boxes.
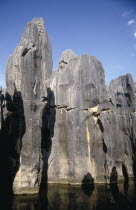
[0,0,136,87]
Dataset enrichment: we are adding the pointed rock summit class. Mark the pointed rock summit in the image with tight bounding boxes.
[58,49,77,70]
[6,17,52,98]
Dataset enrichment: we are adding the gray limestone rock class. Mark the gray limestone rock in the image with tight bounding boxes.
[109,73,135,113]
[5,18,52,194]
[6,17,52,99]
[50,53,109,109]
[58,49,77,70]
[0,18,136,194]
[47,58,136,184]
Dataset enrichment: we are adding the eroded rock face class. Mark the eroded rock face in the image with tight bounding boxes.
[47,51,109,184]
[5,18,52,194]
[0,18,136,194]
[58,49,77,70]
[6,17,52,99]
[47,51,136,184]
[50,53,109,109]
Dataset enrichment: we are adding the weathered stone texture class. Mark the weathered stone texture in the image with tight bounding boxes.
[109,73,135,113]
[5,18,52,194]
[46,50,136,184]
[0,18,136,194]
[6,17,52,99]
[50,52,109,109]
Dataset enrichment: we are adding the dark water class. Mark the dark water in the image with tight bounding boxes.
[1,181,136,210]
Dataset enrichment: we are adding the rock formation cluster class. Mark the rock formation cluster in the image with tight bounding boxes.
[0,18,136,194]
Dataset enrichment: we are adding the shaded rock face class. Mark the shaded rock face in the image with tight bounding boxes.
[0,18,136,194]
[0,87,25,195]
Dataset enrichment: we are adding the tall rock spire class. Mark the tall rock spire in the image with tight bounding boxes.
[6,17,52,99]
[5,18,52,194]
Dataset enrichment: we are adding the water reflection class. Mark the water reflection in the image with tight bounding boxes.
[4,181,136,210]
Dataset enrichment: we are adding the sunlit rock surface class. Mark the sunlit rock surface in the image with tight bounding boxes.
[0,18,136,194]
[48,51,136,184]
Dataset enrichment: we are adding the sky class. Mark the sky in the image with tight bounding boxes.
[0,0,136,88]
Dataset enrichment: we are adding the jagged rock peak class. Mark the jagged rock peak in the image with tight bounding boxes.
[6,17,52,97]
[109,73,136,112]
[59,49,77,70]
[20,17,46,44]
[31,17,44,26]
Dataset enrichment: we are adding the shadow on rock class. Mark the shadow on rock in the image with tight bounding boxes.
[122,163,129,194]
[82,173,94,196]
[109,166,120,201]
[39,87,56,209]
[110,166,118,183]
[0,84,26,197]
[131,139,136,192]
